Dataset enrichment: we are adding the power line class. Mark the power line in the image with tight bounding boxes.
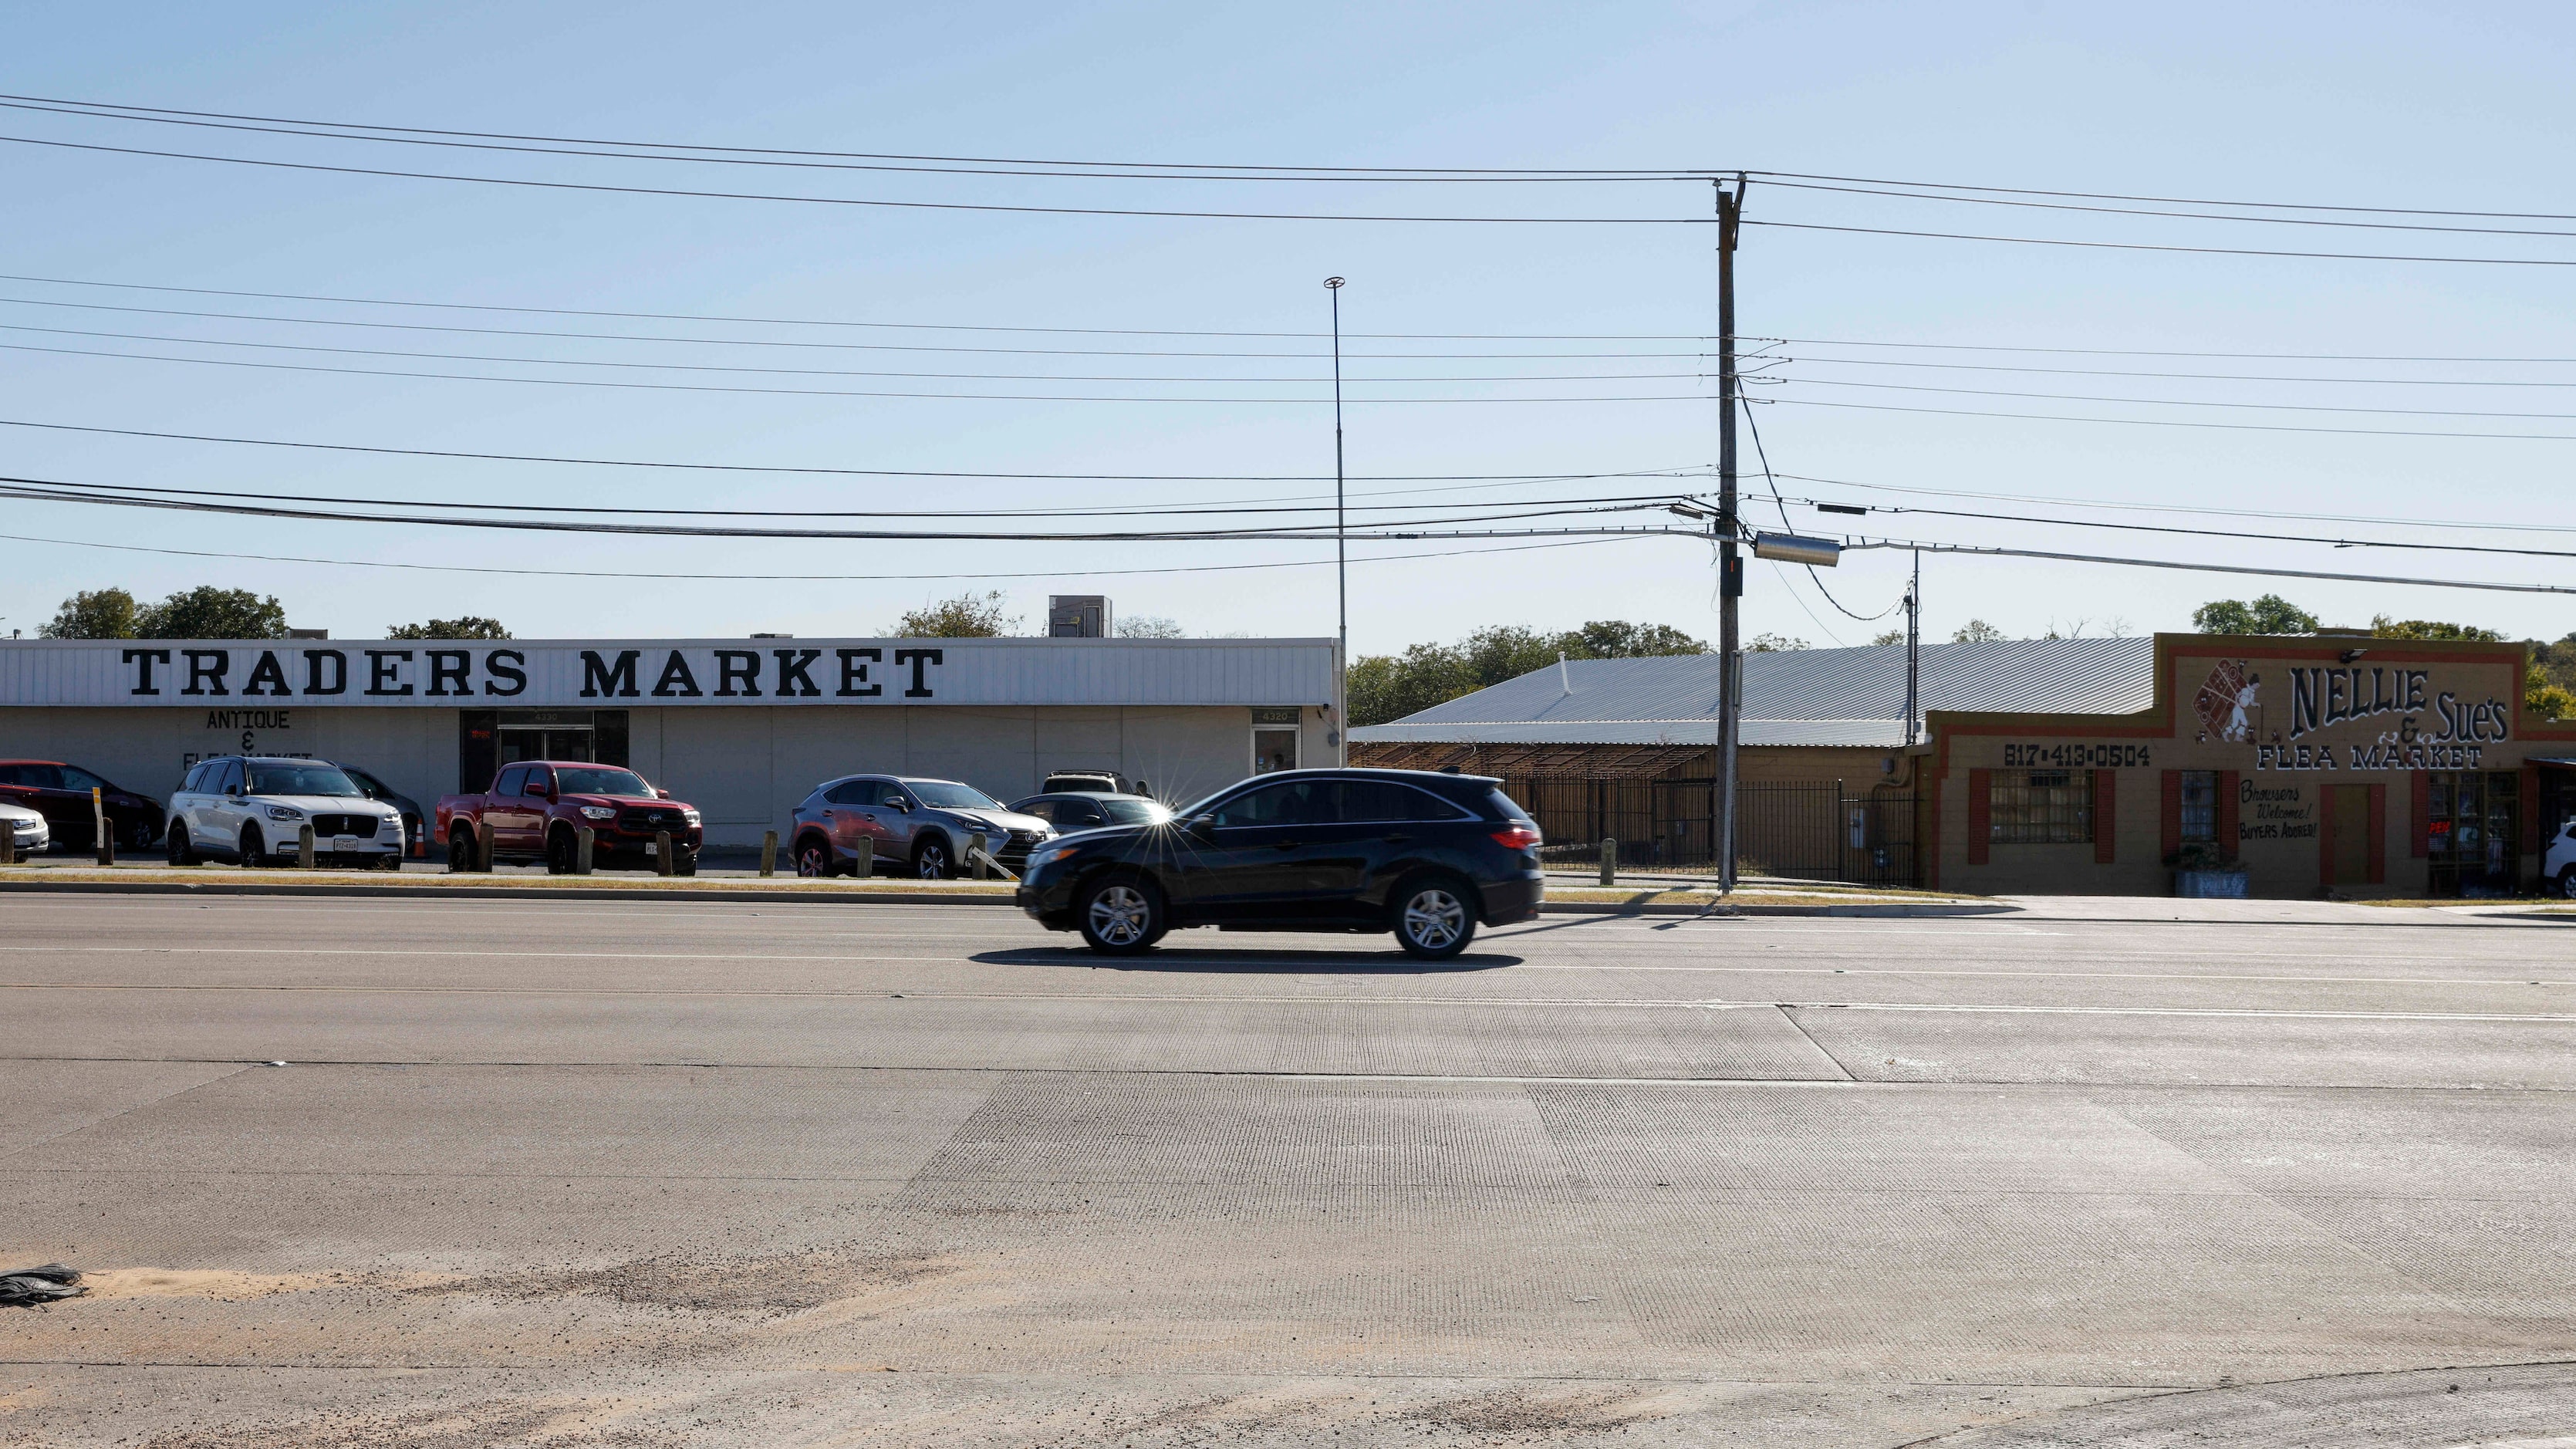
[0,271,1720,340]
[1754,169,2576,225]
[1785,353,2576,389]
[12,471,1700,524]
[1766,395,2576,443]
[1780,336,2576,365]
[0,339,1724,403]
[1844,536,2576,598]
[1768,471,2576,537]
[0,295,1719,360]
[0,526,1657,584]
[0,133,1715,225]
[1738,401,1899,623]
[0,93,1718,180]
[1754,176,2576,240]
[1798,498,2576,560]
[0,415,1700,488]
[0,320,1710,384]
[1784,376,2576,421]
[1747,217,2576,268]
[0,472,1703,542]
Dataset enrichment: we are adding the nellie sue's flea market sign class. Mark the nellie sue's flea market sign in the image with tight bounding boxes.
[0,640,1335,709]
[2192,657,2517,772]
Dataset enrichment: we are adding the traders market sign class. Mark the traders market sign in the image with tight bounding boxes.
[0,639,1335,710]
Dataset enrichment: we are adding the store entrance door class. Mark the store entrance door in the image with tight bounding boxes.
[498,710,596,767]
[1251,728,1298,775]
[2327,785,2372,886]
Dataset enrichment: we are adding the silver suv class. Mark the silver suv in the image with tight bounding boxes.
[789,775,1053,879]
[167,756,406,869]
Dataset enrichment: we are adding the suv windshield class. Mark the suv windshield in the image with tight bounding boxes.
[555,767,653,797]
[244,763,363,798]
[906,781,1002,810]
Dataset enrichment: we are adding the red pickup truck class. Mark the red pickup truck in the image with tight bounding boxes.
[436,760,703,874]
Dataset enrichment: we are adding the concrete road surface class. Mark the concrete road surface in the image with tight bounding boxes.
[3,893,2573,1447]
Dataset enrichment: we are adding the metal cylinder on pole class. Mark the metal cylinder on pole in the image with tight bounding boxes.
[1715,178,1746,895]
[1326,275,1349,765]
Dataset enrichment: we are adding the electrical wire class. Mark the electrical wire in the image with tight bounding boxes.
[1747,217,2576,268]
[0,133,1715,225]
[0,472,1702,542]
[0,526,1659,584]
[0,416,1702,488]
[1754,169,2576,225]
[1767,471,2576,537]
[1842,536,2575,597]
[1794,498,2576,560]
[0,271,1722,341]
[1753,176,2576,240]
[0,338,1723,402]
[0,320,1710,384]
[1783,353,2576,389]
[1739,404,1902,623]
[1778,336,2576,365]
[0,93,1720,180]
[1783,375,2576,421]
[1764,394,2576,443]
[6,471,1703,524]
[0,295,1722,360]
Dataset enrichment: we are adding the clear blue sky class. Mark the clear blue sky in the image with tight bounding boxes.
[3,2,2571,650]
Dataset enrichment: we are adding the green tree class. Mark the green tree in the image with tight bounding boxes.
[1950,619,2004,643]
[1114,615,1186,639]
[387,616,511,640]
[1870,627,1906,646]
[2193,595,2318,635]
[1346,620,1710,726]
[890,590,1018,637]
[38,587,142,639]
[137,586,287,639]
[2369,614,2501,642]
[1746,632,1808,652]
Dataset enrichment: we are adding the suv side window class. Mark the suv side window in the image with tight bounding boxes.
[1056,799,1107,828]
[59,765,109,794]
[1018,799,1055,823]
[1212,779,1329,828]
[1338,781,1467,822]
[494,765,528,798]
[15,764,64,790]
[824,780,872,806]
[213,760,243,795]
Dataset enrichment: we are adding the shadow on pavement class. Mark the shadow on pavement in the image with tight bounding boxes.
[971,945,1524,974]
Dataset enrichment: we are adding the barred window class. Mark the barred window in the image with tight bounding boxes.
[1990,769,2094,845]
[2179,770,2218,843]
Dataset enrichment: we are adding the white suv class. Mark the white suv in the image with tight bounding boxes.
[0,801,46,856]
[2549,816,2576,898]
[167,756,405,870]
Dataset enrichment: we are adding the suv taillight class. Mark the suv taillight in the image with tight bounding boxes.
[1489,822,1542,851]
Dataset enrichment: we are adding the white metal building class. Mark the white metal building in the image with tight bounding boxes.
[0,637,1339,846]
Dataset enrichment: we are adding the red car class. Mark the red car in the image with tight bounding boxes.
[0,760,161,853]
[436,761,702,874]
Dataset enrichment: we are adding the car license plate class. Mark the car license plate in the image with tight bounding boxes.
[643,841,657,856]
[334,835,360,853]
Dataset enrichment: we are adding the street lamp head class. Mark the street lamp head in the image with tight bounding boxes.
[1324,276,1344,289]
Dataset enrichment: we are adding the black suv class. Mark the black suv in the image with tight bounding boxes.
[1015,768,1544,960]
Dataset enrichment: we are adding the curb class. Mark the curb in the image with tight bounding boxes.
[0,876,2007,917]
[0,878,1019,906]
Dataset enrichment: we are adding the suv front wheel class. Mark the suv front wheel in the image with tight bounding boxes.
[1392,876,1477,960]
[913,836,952,880]
[1079,876,1164,954]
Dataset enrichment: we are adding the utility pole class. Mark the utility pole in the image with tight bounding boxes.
[1715,177,1745,893]
[1904,547,1921,747]
[1326,275,1349,765]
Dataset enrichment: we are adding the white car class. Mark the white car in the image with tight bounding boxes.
[167,756,405,869]
[0,800,46,856]
[2548,817,2576,898]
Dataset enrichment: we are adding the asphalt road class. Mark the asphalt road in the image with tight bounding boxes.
[4,893,2574,1447]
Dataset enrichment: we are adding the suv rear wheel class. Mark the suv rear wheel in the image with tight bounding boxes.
[795,836,836,877]
[1079,876,1163,954]
[1392,876,1477,960]
[2560,864,2576,900]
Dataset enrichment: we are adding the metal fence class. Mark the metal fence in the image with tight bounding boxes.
[1514,776,1916,886]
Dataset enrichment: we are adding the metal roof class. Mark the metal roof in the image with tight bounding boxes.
[1349,638,2157,748]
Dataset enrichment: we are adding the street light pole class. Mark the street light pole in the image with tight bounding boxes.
[1715,179,1744,893]
[1326,275,1348,765]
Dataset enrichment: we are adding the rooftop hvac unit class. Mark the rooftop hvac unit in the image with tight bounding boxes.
[1048,596,1111,638]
